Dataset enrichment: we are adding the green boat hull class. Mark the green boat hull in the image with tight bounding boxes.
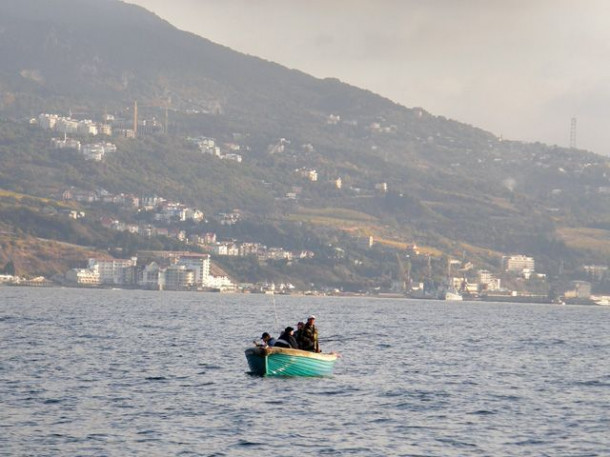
[245,346,337,377]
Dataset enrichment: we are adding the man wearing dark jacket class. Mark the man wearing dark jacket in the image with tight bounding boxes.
[274,326,299,348]
[294,321,305,348]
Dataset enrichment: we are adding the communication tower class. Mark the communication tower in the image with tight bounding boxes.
[570,117,577,149]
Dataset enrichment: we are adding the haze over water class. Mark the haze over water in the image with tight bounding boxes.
[2,287,609,456]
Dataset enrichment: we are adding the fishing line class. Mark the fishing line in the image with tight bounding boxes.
[272,293,280,333]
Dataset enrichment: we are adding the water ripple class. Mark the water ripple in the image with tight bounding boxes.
[1,288,609,456]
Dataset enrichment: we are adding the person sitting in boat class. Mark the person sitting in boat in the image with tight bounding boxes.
[301,315,320,352]
[274,326,299,348]
[294,321,305,348]
[260,332,276,347]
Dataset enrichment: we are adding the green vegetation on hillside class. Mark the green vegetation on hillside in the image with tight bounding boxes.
[1,0,610,291]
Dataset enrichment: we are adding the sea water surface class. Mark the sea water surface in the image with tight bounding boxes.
[1,287,609,456]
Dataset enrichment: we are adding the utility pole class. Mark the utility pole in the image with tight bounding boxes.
[165,106,169,135]
[133,100,138,137]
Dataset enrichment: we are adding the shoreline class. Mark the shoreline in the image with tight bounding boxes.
[3,282,605,306]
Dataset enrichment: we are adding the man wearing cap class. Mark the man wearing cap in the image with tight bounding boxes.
[301,315,320,352]
[274,326,298,348]
[261,332,276,347]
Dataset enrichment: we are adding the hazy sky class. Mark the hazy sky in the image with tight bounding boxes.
[125,0,610,155]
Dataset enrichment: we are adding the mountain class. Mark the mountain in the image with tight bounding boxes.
[1,0,610,290]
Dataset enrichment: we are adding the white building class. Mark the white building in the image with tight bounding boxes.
[55,118,79,134]
[177,254,210,286]
[477,269,501,292]
[156,203,187,222]
[77,120,99,136]
[502,255,535,274]
[375,182,388,193]
[141,195,166,210]
[583,265,608,281]
[99,124,113,136]
[213,244,229,256]
[212,243,239,256]
[52,137,81,150]
[0,274,19,284]
[564,280,592,299]
[298,168,318,181]
[65,264,101,286]
[264,247,293,261]
[140,262,164,290]
[193,137,221,156]
[223,153,242,163]
[82,143,105,161]
[101,142,117,153]
[205,274,234,291]
[164,264,195,290]
[88,257,137,285]
[219,211,241,225]
[239,242,263,257]
[186,208,205,222]
[81,142,116,161]
[39,113,59,130]
[327,114,341,125]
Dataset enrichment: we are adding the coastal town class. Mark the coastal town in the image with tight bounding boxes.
[0,110,608,306]
[2,241,609,305]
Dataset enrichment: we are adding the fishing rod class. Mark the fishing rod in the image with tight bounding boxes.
[318,335,346,343]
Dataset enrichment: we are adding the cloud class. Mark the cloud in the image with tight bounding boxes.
[126,0,610,155]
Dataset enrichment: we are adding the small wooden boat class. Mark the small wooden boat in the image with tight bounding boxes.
[245,346,338,377]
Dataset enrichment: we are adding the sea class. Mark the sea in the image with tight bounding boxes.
[1,287,609,456]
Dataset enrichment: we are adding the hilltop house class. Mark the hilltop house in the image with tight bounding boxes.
[502,255,535,278]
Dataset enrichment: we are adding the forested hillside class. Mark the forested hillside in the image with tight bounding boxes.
[1,0,610,291]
